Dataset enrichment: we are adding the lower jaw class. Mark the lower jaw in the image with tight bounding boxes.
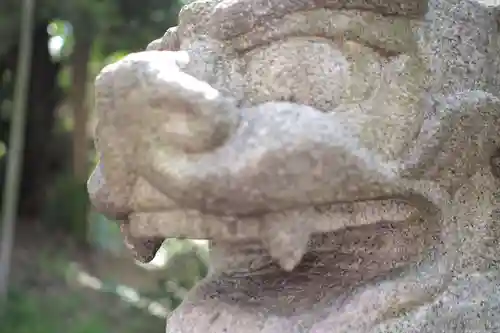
[166,218,444,333]
[208,212,437,276]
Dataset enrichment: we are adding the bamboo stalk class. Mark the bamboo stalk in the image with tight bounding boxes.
[0,0,36,306]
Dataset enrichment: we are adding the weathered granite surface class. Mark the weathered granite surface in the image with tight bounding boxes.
[87,0,500,331]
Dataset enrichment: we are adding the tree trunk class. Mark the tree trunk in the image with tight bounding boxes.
[70,33,92,182]
[18,20,62,219]
[0,0,36,304]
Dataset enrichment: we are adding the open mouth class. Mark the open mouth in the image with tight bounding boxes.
[121,197,420,270]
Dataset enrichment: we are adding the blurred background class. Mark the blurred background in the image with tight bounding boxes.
[0,0,210,332]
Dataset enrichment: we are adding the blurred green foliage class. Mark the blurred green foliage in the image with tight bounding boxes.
[0,290,106,333]
[0,0,184,57]
[1,230,208,333]
[0,0,184,176]
[0,288,162,333]
[41,173,89,244]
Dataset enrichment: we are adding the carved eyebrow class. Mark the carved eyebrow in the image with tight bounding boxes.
[229,10,419,56]
[208,0,427,40]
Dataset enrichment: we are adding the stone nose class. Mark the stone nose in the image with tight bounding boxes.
[89,50,194,221]
[87,163,131,221]
[94,50,240,155]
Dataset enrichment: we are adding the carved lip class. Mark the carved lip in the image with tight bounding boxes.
[126,198,418,241]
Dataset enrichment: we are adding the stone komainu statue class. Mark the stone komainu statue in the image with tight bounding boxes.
[87,0,500,332]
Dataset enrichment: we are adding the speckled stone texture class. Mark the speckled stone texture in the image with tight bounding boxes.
[87,0,500,332]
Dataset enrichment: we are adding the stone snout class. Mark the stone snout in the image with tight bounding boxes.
[88,49,241,216]
[88,49,414,268]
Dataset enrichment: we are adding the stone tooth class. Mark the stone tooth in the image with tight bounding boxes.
[119,222,164,263]
[261,219,311,271]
